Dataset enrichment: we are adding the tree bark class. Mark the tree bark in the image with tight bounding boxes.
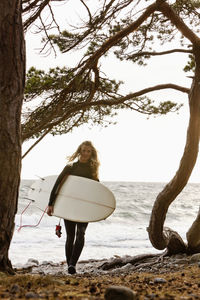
[148,44,200,253]
[0,0,25,273]
[186,206,200,252]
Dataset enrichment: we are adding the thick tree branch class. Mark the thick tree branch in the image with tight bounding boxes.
[128,48,192,60]
[83,2,158,67]
[157,0,200,46]
[111,83,189,101]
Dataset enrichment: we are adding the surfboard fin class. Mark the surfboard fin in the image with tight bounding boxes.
[22,197,35,203]
[35,175,45,181]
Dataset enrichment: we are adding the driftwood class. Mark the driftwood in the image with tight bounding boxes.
[100,253,161,271]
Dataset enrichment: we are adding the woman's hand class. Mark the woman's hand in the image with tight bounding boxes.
[47,206,54,216]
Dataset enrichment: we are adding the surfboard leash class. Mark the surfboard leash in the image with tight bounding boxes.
[17,203,48,232]
[18,201,62,238]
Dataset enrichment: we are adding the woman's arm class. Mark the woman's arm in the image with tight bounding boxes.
[48,165,72,207]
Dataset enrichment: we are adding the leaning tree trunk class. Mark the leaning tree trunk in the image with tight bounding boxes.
[148,44,200,254]
[0,1,25,273]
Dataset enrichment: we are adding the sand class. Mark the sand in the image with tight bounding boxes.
[2,253,200,299]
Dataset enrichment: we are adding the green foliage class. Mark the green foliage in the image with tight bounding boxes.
[107,12,177,64]
[117,96,182,115]
[24,66,121,101]
[45,31,82,52]
[172,0,200,19]
[23,64,182,140]
[22,66,125,140]
[183,54,195,73]
[22,0,198,142]
[146,100,183,115]
[39,1,199,66]
[25,67,75,101]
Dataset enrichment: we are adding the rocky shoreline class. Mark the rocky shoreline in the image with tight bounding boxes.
[15,252,200,276]
[4,252,198,299]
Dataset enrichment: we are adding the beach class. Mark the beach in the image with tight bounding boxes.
[2,253,200,299]
[7,180,200,298]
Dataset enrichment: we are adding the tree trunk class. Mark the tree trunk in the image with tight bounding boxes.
[186,206,200,252]
[148,44,200,253]
[0,1,25,273]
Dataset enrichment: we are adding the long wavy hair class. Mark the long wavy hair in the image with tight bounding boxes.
[67,141,100,180]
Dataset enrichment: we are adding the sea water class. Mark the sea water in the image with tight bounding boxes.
[9,180,200,266]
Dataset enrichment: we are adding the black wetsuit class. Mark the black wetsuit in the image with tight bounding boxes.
[48,160,98,266]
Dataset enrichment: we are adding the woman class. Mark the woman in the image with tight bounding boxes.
[47,141,100,274]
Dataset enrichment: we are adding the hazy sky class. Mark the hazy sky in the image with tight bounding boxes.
[21,1,200,183]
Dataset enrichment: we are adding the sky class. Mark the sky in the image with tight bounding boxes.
[21,1,200,183]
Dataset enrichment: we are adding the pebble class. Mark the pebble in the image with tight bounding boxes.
[18,253,200,276]
[105,285,137,300]
[25,291,39,298]
[189,253,200,263]
[175,258,189,264]
[27,258,39,265]
[10,284,20,294]
[154,278,167,284]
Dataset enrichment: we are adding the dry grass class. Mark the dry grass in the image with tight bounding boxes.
[0,264,200,299]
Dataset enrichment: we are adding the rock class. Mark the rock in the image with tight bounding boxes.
[10,284,20,294]
[189,253,200,263]
[41,260,54,265]
[174,258,189,265]
[154,278,167,284]
[25,291,39,299]
[27,258,39,265]
[105,285,136,300]
[25,259,39,268]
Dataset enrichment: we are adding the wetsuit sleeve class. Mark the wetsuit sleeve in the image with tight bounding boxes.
[48,165,72,206]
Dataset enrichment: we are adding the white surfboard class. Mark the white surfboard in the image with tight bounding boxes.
[28,175,116,222]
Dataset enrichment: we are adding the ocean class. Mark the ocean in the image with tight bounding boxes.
[9,180,200,267]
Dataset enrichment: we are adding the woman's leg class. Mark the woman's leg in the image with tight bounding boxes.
[64,220,76,265]
[69,222,88,266]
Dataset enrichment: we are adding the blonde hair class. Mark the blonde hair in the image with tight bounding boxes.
[68,141,100,180]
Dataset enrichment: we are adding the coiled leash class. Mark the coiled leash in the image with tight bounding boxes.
[17,202,48,232]
[55,219,62,238]
[17,201,62,238]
